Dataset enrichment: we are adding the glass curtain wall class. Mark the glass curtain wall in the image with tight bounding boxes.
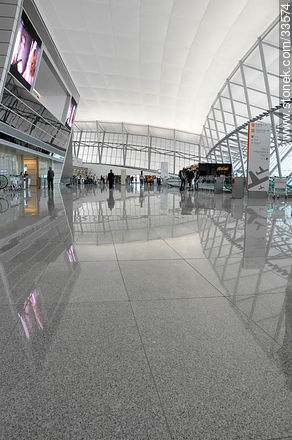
[73,122,201,174]
[200,17,291,177]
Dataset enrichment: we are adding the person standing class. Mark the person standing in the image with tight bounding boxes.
[140,170,144,186]
[194,169,200,191]
[107,169,115,190]
[187,169,194,191]
[47,166,54,191]
[179,168,186,191]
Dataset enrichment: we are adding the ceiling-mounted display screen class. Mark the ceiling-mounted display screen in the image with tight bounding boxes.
[65,97,77,129]
[198,163,232,177]
[10,11,42,90]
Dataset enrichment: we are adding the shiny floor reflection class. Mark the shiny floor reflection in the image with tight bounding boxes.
[0,185,292,439]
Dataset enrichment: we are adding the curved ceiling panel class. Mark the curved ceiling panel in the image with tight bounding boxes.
[35,0,278,133]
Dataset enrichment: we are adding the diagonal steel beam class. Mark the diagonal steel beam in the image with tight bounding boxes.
[258,37,282,177]
[227,80,245,177]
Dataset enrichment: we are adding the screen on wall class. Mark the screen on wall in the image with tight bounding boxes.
[10,11,42,90]
[65,97,77,129]
[198,163,232,177]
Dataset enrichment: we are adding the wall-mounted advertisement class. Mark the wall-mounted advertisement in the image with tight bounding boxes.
[65,97,77,129]
[10,11,42,90]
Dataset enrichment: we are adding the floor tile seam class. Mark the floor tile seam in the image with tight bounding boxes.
[218,289,289,298]
[129,295,227,301]
[165,246,288,301]
[3,294,250,307]
[77,259,118,262]
[77,257,184,262]
[44,299,131,305]
[258,436,292,440]
[55,295,228,305]
[225,298,283,349]
[185,256,243,260]
[117,257,204,261]
[160,237,285,349]
[110,229,174,440]
[160,236,228,299]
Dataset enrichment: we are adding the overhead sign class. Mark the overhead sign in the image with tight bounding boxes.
[198,163,232,176]
[246,122,271,192]
[216,166,229,171]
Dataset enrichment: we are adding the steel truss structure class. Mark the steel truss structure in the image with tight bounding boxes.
[200,17,292,177]
[73,121,201,174]
[73,18,291,177]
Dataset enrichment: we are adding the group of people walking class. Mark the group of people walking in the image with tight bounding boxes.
[179,168,199,191]
[48,166,200,193]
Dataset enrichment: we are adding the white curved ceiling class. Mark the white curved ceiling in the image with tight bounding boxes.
[35,0,278,133]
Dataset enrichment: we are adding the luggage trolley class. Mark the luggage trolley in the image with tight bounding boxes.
[273,177,287,199]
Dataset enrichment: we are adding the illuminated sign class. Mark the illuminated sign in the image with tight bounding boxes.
[217,166,229,171]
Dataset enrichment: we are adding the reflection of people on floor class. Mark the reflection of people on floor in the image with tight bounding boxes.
[107,190,115,211]
[194,170,200,190]
[180,192,194,215]
[47,191,55,217]
[139,189,144,207]
[278,267,292,389]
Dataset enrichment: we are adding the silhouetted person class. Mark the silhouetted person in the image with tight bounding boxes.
[194,170,200,190]
[108,169,115,190]
[140,171,144,186]
[179,168,186,191]
[187,169,194,190]
[47,167,54,191]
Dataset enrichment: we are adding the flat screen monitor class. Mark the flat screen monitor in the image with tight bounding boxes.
[65,97,77,129]
[10,11,42,90]
[198,163,232,177]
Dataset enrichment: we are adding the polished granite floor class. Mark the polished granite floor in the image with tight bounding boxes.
[0,185,291,440]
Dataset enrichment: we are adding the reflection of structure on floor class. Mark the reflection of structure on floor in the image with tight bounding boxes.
[0,197,80,373]
[71,186,292,381]
[18,289,44,341]
[277,268,292,389]
[73,189,203,244]
[196,198,292,383]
